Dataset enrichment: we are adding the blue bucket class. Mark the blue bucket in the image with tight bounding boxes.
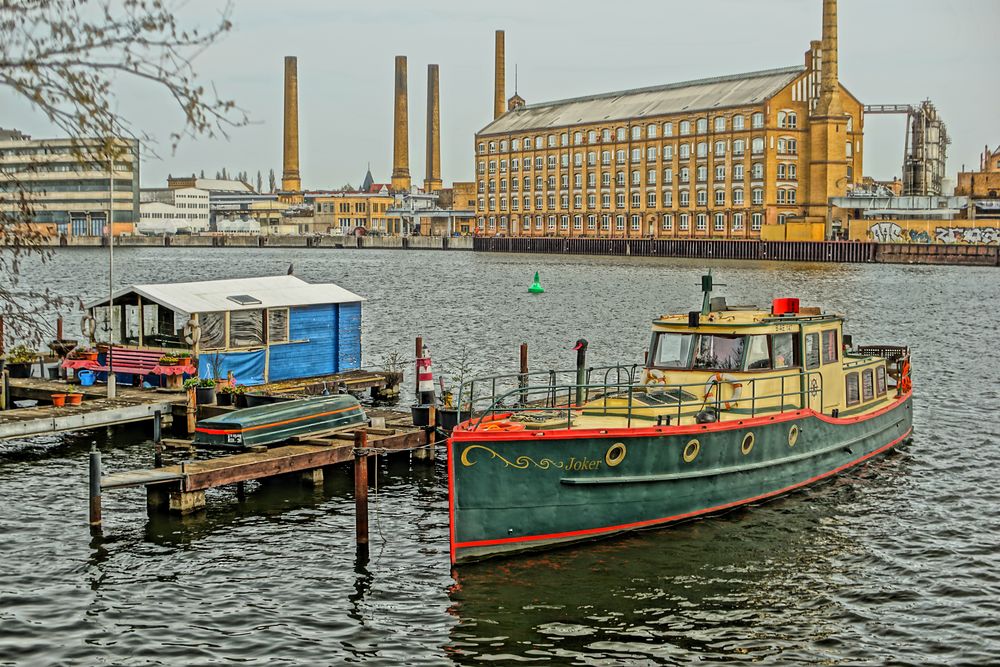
[78,370,96,387]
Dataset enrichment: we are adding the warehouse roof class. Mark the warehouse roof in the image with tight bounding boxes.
[87,275,364,313]
[478,66,804,135]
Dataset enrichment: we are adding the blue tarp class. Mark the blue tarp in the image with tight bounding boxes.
[199,350,266,386]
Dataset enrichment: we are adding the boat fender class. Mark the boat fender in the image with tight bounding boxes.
[183,318,202,346]
[695,408,718,424]
[704,373,743,410]
[899,359,912,393]
[80,314,97,339]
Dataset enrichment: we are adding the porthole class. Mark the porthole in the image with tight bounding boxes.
[605,442,627,467]
[788,424,800,447]
[683,438,700,463]
[741,432,755,455]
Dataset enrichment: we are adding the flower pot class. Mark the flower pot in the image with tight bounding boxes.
[51,393,67,407]
[82,352,98,361]
[195,386,216,405]
[235,393,249,409]
[67,393,83,406]
[216,392,233,406]
[436,407,470,433]
[410,404,432,427]
[7,362,32,379]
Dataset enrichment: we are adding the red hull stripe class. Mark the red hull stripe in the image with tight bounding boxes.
[451,425,912,555]
[195,404,360,436]
[450,391,912,443]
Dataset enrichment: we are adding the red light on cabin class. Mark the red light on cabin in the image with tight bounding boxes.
[772,298,800,315]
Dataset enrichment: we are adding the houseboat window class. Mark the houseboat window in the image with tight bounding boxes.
[805,333,820,370]
[229,309,264,348]
[846,372,860,406]
[745,335,771,370]
[651,333,695,368]
[693,335,744,371]
[772,333,794,369]
[876,366,887,396]
[268,308,289,343]
[862,369,874,401]
[200,312,226,349]
[821,329,839,364]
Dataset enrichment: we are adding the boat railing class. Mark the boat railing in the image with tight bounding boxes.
[457,364,643,413]
[458,369,826,431]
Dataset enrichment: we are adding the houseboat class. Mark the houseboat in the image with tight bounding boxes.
[447,275,913,563]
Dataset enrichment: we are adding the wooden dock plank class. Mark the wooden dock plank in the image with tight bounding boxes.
[102,470,184,489]
[0,399,177,441]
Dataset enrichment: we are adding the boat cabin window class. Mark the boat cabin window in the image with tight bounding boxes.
[821,329,839,364]
[845,372,860,406]
[862,369,874,401]
[651,333,695,368]
[745,335,771,370]
[229,309,264,348]
[805,333,820,370]
[200,311,226,349]
[693,335,744,371]
[876,366,887,396]
[772,333,795,369]
[268,308,289,344]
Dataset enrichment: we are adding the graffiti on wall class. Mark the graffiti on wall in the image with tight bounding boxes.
[867,221,999,245]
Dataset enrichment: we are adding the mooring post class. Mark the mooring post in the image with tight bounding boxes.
[354,430,369,547]
[573,339,589,407]
[89,445,102,529]
[0,369,8,411]
[56,316,64,340]
[418,405,437,461]
[152,410,163,468]
[185,386,197,435]
[414,336,423,400]
[518,342,529,404]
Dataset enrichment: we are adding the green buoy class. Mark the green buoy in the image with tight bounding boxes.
[528,271,544,294]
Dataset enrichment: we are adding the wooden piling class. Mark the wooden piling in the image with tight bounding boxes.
[414,336,423,400]
[354,430,369,546]
[89,445,102,528]
[186,386,197,435]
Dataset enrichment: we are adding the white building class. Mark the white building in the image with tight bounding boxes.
[138,187,210,233]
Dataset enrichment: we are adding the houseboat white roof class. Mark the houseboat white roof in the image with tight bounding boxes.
[87,275,364,314]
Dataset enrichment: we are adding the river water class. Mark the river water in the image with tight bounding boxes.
[1,247,998,665]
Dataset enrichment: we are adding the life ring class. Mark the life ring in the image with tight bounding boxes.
[899,359,912,393]
[643,369,668,386]
[80,314,97,339]
[183,318,201,345]
[704,373,743,410]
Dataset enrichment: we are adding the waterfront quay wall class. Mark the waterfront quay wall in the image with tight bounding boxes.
[54,235,477,251]
[472,237,998,267]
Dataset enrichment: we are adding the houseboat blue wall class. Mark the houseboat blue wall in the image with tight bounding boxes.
[337,302,362,371]
[267,304,338,382]
[199,350,265,386]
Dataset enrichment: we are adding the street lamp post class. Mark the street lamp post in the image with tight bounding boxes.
[107,148,116,399]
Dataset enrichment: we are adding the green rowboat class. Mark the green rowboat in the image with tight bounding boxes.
[193,394,367,449]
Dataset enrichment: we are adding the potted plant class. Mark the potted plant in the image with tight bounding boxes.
[232,384,249,408]
[175,351,193,365]
[193,377,217,405]
[5,345,38,378]
[437,345,476,433]
[70,346,99,361]
[50,392,67,407]
[158,354,179,366]
[217,384,235,406]
[66,385,83,405]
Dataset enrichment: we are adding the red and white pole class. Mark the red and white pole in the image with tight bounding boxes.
[417,345,435,405]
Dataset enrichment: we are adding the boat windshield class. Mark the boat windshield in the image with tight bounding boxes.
[650,332,745,371]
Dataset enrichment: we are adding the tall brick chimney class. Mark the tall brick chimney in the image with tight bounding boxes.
[424,64,442,193]
[494,30,505,120]
[391,55,411,193]
[815,0,842,116]
[281,56,301,192]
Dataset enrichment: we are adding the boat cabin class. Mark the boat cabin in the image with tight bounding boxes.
[84,275,364,386]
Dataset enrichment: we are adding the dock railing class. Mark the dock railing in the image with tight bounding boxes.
[457,368,826,431]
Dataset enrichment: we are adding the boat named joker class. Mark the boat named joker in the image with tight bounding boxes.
[448,275,913,563]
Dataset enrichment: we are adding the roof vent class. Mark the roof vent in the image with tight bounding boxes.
[227,294,262,305]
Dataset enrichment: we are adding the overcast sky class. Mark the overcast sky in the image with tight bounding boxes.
[6,0,998,189]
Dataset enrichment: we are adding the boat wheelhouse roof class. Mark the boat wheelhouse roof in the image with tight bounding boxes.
[653,309,842,329]
[86,275,364,314]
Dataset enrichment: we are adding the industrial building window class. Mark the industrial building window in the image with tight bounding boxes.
[511,198,519,210]
[631,192,641,207]
[574,173,582,188]
[230,309,264,349]
[663,122,674,137]
[664,168,673,183]
[522,158,530,170]
[733,115,745,130]
[573,214,582,229]
[560,215,569,229]
[561,174,568,188]
[488,141,496,153]
[715,141,726,157]
[696,190,707,206]
[696,214,707,230]
[561,154,569,167]
[680,167,690,183]
[697,142,708,158]
[715,190,725,206]
[587,152,596,166]
[733,213,744,230]
[846,141,853,158]
[862,370,875,402]
[647,169,656,185]
[616,128,627,141]
[631,148,641,163]
[821,329,838,364]
[647,147,657,162]
[647,124,657,138]
[511,139,520,150]
[547,175,555,189]
[602,172,611,186]
[499,216,508,229]
[631,170,641,185]
[587,215,596,230]
[500,140,508,151]
[536,216,543,230]
[751,213,763,231]
[602,194,611,208]
[547,216,556,230]
[523,195,530,209]
[662,214,673,230]
[679,121,691,135]
[616,171,625,186]
[696,166,707,182]
[616,150,626,164]
[876,367,887,396]
[523,218,531,230]
[478,161,485,174]
[714,117,726,132]
[573,132,582,145]
[751,112,764,128]
[696,118,708,134]
[733,189,744,205]
[679,214,690,231]
[588,130,597,143]
[777,164,786,179]
[733,139,745,156]
[478,143,485,154]
[752,138,764,154]
[679,191,690,207]
[777,190,786,204]
[679,144,690,159]
[602,129,612,142]
[663,190,673,206]
[535,196,543,209]
[616,193,626,207]
[588,173,596,187]
[663,145,673,160]
[631,215,641,230]
[752,163,764,179]
[788,190,797,204]
[615,215,625,230]
[548,135,557,147]
[752,189,763,205]
[574,194,582,208]
[715,165,725,181]
[714,213,725,231]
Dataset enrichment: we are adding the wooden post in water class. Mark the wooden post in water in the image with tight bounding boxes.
[89,445,102,529]
[414,336,423,400]
[2,369,9,411]
[519,342,529,405]
[152,410,163,468]
[354,430,369,547]
[186,386,197,435]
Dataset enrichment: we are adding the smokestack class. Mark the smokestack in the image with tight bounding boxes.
[494,30,505,120]
[391,55,411,192]
[815,0,842,115]
[281,56,301,192]
[424,64,442,193]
